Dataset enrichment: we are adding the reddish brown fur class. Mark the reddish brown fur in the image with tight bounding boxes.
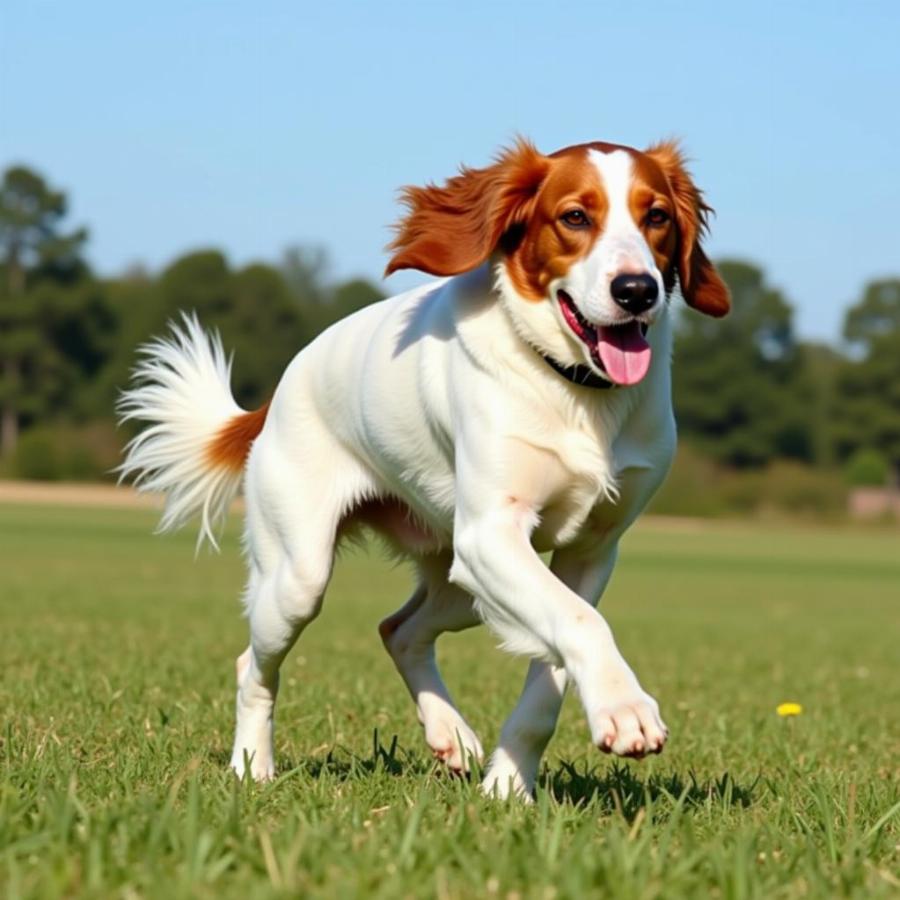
[643,141,730,317]
[385,138,730,318]
[504,147,612,300]
[627,149,681,291]
[385,139,549,278]
[206,402,270,473]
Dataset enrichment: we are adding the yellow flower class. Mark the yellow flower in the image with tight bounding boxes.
[776,702,803,717]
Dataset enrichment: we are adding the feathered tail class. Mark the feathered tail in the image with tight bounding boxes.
[117,313,269,550]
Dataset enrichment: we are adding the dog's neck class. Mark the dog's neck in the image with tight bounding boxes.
[538,353,615,390]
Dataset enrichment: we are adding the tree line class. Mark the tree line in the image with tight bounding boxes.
[1,164,898,486]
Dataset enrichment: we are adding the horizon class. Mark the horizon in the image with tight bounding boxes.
[3,0,899,344]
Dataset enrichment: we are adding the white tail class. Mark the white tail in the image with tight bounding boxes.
[117,313,248,551]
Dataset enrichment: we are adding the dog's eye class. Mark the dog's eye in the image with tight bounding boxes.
[647,208,670,227]
[560,209,590,229]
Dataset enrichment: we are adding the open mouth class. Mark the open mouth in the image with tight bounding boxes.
[557,290,652,386]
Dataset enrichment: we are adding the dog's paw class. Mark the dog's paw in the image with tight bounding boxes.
[423,711,484,773]
[480,749,537,802]
[229,746,275,782]
[590,690,667,758]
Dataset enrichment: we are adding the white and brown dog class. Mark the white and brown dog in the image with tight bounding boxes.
[119,139,729,799]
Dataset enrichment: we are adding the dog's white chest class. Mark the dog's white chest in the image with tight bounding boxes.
[516,414,617,550]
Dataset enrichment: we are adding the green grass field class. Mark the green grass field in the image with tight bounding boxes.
[1,501,898,898]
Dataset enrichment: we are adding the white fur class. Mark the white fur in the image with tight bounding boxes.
[121,155,679,797]
[118,313,244,551]
[557,150,664,333]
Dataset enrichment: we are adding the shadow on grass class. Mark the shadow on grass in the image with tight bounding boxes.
[291,731,433,781]
[208,730,434,782]
[543,760,760,819]
[211,731,759,820]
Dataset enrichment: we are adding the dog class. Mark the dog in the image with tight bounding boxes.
[119,138,729,799]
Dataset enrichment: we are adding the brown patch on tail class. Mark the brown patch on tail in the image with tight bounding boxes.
[205,402,270,473]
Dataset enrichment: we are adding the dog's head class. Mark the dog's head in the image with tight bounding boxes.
[386,139,729,386]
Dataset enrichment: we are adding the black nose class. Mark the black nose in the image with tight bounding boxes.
[610,273,659,314]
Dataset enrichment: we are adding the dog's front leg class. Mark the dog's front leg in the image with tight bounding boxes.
[449,449,667,766]
[480,548,619,799]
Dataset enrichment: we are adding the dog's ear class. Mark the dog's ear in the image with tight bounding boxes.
[645,140,730,317]
[385,139,550,277]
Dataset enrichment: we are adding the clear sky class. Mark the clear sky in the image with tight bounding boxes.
[3,0,898,342]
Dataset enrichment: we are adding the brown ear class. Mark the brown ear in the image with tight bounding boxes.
[645,140,730,317]
[384,139,550,277]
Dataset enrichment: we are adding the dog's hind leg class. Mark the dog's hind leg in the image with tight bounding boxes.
[230,437,371,781]
[379,553,484,772]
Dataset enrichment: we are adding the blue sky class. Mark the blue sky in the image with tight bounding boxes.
[3,0,899,342]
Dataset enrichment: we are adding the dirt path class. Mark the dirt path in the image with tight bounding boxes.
[0,480,161,510]
[0,479,710,531]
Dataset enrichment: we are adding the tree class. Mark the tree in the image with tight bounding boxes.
[331,278,383,319]
[300,275,383,341]
[673,260,811,467]
[101,247,385,431]
[281,245,329,310]
[0,166,90,455]
[794,341,843,467]
[139,250,306,408]
[280,245,383,343]
[833,279,900,483]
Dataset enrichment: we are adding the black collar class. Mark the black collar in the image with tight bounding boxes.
[539,353,616,390]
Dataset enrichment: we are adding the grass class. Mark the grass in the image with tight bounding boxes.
[1,502,898,899]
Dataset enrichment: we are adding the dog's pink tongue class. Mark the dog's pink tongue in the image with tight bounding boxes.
[596,322,652,386]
